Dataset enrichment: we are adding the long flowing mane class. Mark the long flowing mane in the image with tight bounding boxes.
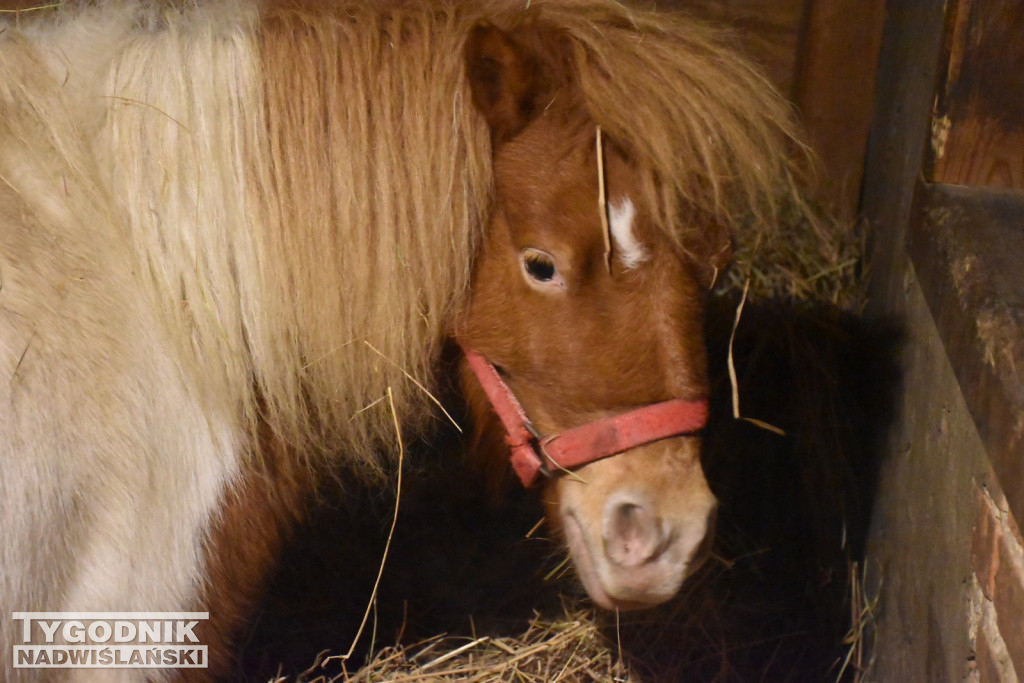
[0,0,806,475]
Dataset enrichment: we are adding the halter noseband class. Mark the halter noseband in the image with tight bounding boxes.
[461,346,709,488]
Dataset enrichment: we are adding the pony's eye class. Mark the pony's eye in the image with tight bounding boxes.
[521,248,557,284]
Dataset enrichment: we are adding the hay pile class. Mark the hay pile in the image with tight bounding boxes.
[317,602,629,682]
[723,200,866,312]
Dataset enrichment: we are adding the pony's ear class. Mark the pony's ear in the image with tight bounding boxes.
[465,22,545,143]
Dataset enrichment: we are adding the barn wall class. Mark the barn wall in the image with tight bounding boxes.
[865,272,994,679]
[862,0,1024,679]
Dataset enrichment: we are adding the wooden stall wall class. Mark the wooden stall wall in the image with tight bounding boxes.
[862,0,1024,679]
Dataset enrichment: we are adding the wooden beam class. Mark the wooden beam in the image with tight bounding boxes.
[792,0,887,215]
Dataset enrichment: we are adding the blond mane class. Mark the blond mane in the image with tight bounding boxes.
[0,0,807,476]
[547,2,812,247]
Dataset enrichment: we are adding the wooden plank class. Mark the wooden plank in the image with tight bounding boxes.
[929,0,1024,189]
[791,0,887,214]
[908,181,1024,523]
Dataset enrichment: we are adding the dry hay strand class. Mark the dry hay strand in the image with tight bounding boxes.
[834,560,881,683]
[300,599,632,683]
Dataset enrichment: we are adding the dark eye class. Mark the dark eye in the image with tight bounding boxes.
[521,248,557,283]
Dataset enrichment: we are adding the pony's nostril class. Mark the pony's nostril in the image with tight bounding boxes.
[603,501,664,568]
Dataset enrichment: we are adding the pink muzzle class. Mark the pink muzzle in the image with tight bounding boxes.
[461,346,709,487]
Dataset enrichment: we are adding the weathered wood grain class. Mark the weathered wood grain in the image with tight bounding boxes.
[930,0,1024,189]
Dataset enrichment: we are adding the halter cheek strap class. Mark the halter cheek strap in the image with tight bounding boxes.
[461,346,709,488]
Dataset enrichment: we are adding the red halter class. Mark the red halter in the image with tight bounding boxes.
[461,346,709,487]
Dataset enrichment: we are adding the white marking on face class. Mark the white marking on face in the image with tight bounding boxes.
[609,197,649,270]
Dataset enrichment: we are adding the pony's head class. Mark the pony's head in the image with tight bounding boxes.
[457,17,740,610]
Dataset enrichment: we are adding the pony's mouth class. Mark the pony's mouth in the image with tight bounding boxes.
[561,510,681,611]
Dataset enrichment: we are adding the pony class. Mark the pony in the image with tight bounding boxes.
[0,0,809,678]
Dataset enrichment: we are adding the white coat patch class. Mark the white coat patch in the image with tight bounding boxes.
[609,197,649,270]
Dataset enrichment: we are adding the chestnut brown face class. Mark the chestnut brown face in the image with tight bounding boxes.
[460,115,715,609]
[462,20,717,610]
